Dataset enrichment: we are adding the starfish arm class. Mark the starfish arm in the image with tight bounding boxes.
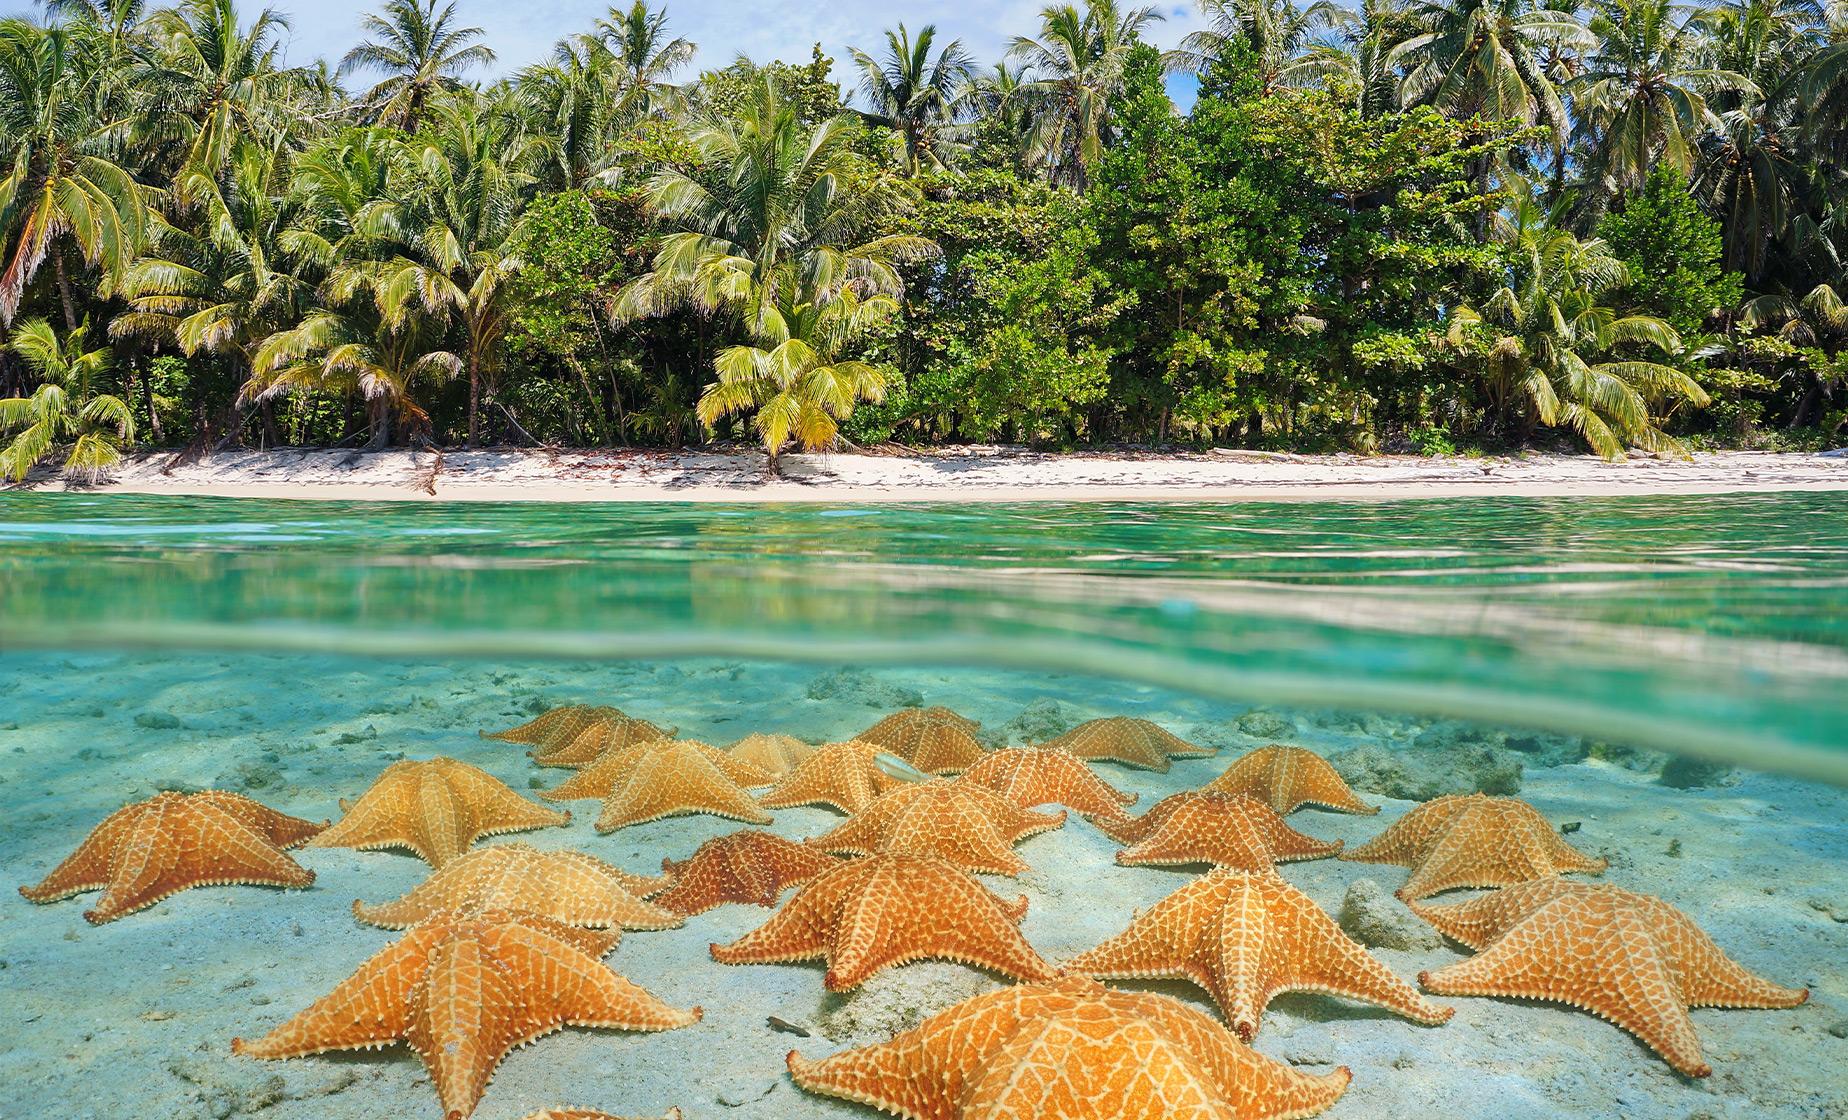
[407,933,502,1120]
[1344,796,1471,866]
[1278,894,1453,1027]
[709,873,841,967]
[18,801,144,903]
[197,791,329,848]
[453,772,573,840]
[1652,904,1808,1009]
[233,932,433,1058]
[1066,883,1217,986]
[83,806,186,923]
[788,1039,952,1120]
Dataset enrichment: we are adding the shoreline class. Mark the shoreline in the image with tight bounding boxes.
[10,446,1848,502]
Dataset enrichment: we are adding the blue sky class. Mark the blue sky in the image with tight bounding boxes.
[155,0,1209,104]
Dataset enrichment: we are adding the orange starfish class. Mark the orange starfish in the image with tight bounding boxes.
[1065,868,1452,1041]
[788,975,1351,1120]
[1342,792,1607,901]
[19,790,325,924]
[758,740,905,815]
[540,740,772,833]
[956,747,1138,816]
[482,705,622,752]
[653,829,840,916]
[308,758,570,867]
[856,706,987,774]
[1089,791,1343,870]
[807,779,1064,876]
[234,911,700,1120]
[711,853,1057,990]
[1202,745,1378,815]
[1039,717,1214,772]
[352,843,680,932]
[725,733,817,777]
[1415,880,1808,1077]
[530,715,674,769]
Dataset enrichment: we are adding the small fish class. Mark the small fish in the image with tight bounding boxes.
[872,752,930,783]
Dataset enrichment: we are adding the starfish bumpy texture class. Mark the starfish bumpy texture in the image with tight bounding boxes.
[540,740,773,833]
[234,911,700,1119]
[483,706,622,751]
[653,829,841,916]
[1202,746,1378,815]
[19,790,325,924]
[758,740,905,814]
[788,975,1352,1120]
[710,853,1057,990]
[957,747,1138,816]
[807,779,1065,875]
[1414,880,1808,1077]
[309,757,570,867]
[1039,717,1215,771]
[855,706,988,774]
[530,715,674,769]
[1065,867,1453,1040]
[351,843,680,932]
[724,733,817,777]
[1343,792,1607,900]
[1089,791,1344,869]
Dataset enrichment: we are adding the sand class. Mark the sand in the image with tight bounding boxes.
[18,445,1848,502]
[0,653,1841,1120]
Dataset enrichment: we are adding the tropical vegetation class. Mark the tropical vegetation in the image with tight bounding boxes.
[0,0,1844,478]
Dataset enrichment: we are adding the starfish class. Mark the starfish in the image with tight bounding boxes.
[855,706,987,774]
[956,747,1138,816]
[234,911,700,1120]
[482,705,622,752]
[539,740,772,833]
[1039,717,1214,772]
[542,739,774,804]
[653,829,841,916]
[711,853,1057,991]
[308,758,570,867]
[352,843,680,933]
[788,975,1352,1120]
[530,715,674,769]
[1342,792,1607,901]
[725,733,817,778]
[758,740,906,814]
[1202,746,1377,815]
[1089,792,1343,870]
[1065,867,1452,1041]
[1415,880,1808,1077]
[807,779,1064,876]
[19,790,325,925]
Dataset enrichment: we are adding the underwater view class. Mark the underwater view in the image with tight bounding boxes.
[1,494,1844,1120]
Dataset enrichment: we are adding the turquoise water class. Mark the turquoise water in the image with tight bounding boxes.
[1,491,1843,1120]
[3,492,1846,781]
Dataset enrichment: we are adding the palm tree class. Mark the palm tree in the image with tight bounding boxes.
[595,1,695,108]
[516,33,624,190]
[0,18,148,329]
[1448,189,1710,457]
[1569,0,1752,207]
[1391,0,1592,144]
[1295,0,1418,117]
[1174,0,1357,93]
[339,0,495,131]
[613,76,938,469]
[0,317,133,479]
[850,23,975,174]
[135,0,298,197]
[1009,0,1165,189]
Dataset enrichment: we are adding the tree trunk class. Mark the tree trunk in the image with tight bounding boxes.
[53,249,78,333]
[467,349,481,447]
[260,399,281,448]
[366,398,392,450]
[140,361,162,441]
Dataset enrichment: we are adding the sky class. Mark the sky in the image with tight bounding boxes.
[240,0,1209,104]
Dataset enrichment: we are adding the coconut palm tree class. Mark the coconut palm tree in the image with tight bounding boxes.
[0,317,133,479]
[0,18,148,328]
[1009,0,1165,189]
[339,0,495,130]
[850,23,975,174]
[1569,0,1753,207]
[1173,0,1357,93]
[613,76,937,469]
[1295,0,1418,116]
[1391,0,1591,143]
[594,1,695,108]
[1448,188,1710,457]
[516,33,625,190]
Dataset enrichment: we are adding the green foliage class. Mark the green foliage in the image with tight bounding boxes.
[1598,164,1743,338]
[0,319,134,479]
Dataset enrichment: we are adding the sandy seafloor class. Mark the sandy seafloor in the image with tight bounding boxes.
[0,652,1843,1120]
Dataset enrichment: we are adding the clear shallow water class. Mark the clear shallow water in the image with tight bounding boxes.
[2,492,1845,782]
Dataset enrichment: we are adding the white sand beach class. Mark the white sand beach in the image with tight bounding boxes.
[16,445,1848,502]
[1,653,1841,1120]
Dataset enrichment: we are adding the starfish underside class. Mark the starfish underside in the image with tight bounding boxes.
[788,975,1352,1119]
